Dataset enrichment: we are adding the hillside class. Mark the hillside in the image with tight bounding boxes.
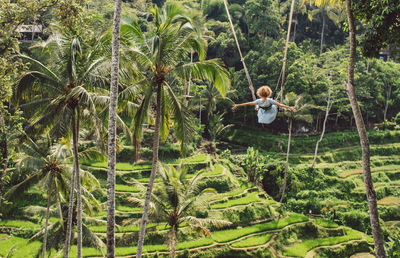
[3,129,398,257]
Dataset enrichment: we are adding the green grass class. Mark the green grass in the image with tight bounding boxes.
[230,233,272,248]
[203,164,224,177]
[340,164,400,178]
[116,205,142,212]
[84,154,209,171]
[212,214,308,243]
[115,184,140,192]
[65,237,213,257]
[314,218,339,228]
[284,229,363,257]
[89,222,169,233]
[85,161,151,171]
[210,192,263,209]
[0,219,40,229]
[0,236,42,258]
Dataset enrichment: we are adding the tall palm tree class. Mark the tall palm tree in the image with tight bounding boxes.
[344,0,385,256]
[125,164,231,258]
[13,27,108,258]
[279,93,313,203]
[302,0,344,54]
[119,5,231,257]
[107,0,123,256]
[4,136,103,257]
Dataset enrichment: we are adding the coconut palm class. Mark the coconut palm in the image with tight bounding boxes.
[302,0,344,54]
[13,27,108,258]
[4,136,102,258]
[106,0,123,256]
[279,92,313,203]
[119,5,231,256]
[124,164,231,258]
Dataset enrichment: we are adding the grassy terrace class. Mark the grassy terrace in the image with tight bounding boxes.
[83,154,209,171]
[115,184,140,192]
[377,196,400,206]
[340,164,400,178]
[210,192,264,209]
[0,219,40,229]
[314,218,339,228]
[284,228,363,257]
[0,236,42,257]
[230,233,272,248]
[212,214,308,243]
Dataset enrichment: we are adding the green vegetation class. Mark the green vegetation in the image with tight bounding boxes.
[2,0,400,256]
[230,233,272,248]
[314,218,339,228]
[211,192,263,209]
[284,229,363,257]
[212,214,308,243]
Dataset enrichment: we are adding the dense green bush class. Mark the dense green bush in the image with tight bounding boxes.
[336,211,370,233]
[198,178,232,193]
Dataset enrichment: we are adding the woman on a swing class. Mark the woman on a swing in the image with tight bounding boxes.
[232,86,296,124]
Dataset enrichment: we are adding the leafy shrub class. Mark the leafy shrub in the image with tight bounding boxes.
[198,178,231,193]
[337,210,370,233]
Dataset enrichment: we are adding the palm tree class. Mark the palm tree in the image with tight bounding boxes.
[125,164,231,258]
[343,0,385,256]
[107,0,123,256]
[4,136,103,257]
[119,5,231,257]
[13,27,108,258]
[302,0,344,54]
[279,93,313,203]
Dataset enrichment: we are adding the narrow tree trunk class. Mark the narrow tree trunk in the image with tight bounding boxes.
[223,0,256,101]
[185,52,193,107]
[0,114,8,211]
[73,107,82,258]
[280,0,296,102]
[292,17,297,42]
[311,84,332,169]
[320,9,326,55]
[169,226,177,258]
[133,133,141,163]
[280,118,292,203]
[383,84,391,122]
[42,191,51,258]
[136,83,162,258]
[107,0,122,256]
[64,111,77,258]
[344,1,385,257]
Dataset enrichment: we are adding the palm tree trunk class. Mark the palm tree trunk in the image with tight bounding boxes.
[136,83,162,258]
[223,0,256,101]
[133,133,141,163]
[383,84,391,122]
[320,9,326,55]
[0,114,7,211]
[107,0,122,256]
[280,117,292,203]
[344,1,385,257]
[280,0,296,102]
[311,84,332,169]
[73,107,82,258]
[42,191,51,258]
[64,111,77,258]
[169,226,177,258]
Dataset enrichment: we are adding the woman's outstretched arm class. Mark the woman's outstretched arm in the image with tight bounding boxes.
[232,101,255,110]
[275,102,296,112]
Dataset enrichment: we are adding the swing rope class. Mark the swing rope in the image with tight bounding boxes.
[280,0,296,102]
[223,0,256,101]
[223,0,296,104]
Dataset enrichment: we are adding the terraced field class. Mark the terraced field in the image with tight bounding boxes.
[3,129,400,257]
